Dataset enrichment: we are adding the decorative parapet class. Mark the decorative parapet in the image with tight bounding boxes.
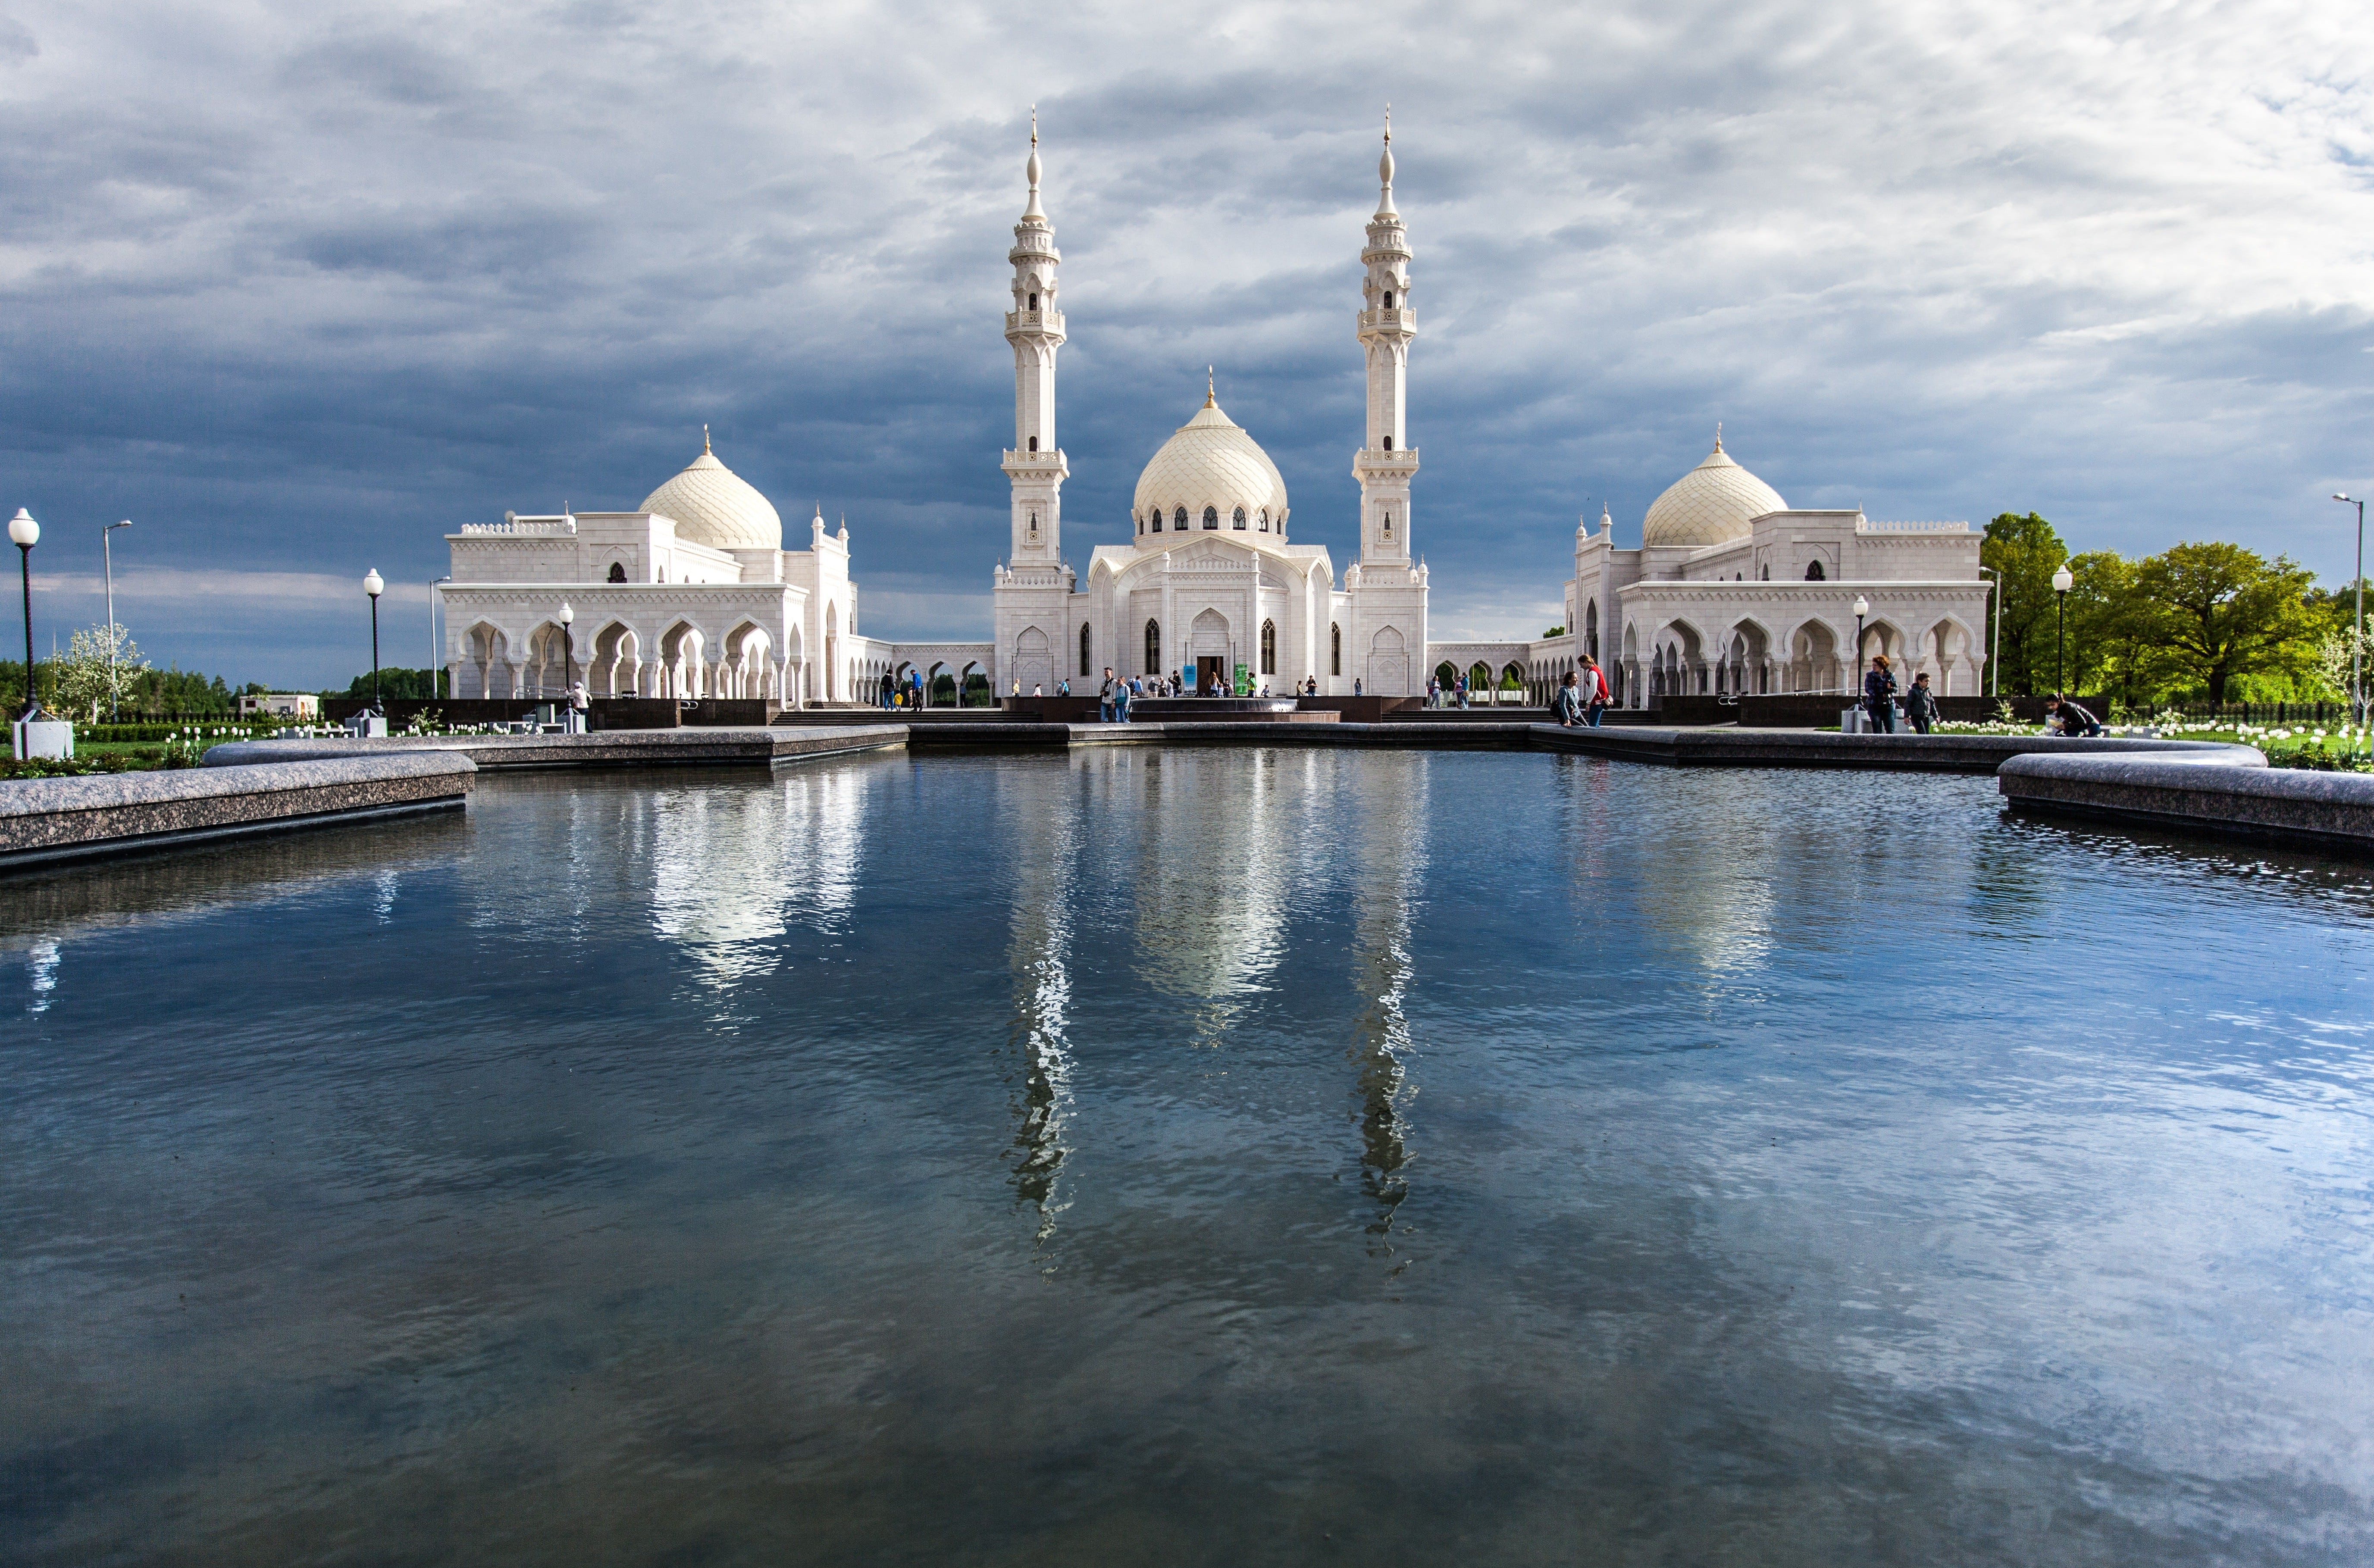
[1858,520,1969,533]
[460,514,577,537]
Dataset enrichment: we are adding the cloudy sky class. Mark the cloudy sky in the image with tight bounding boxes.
[2,0,2368,687]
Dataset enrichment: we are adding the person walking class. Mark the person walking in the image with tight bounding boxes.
[1905,672,1939,734]
[567,678,590,734]
[1427,675,1440,709]
[1861,654,1898,733]
[1353,677,1363,697]
[1456,674,1470,710]
[1582,657,1609,727]
[1098,667,1120,723]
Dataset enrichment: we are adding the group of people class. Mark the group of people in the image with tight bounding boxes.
[1552,657,1614,727]
[1860,654,2102,736]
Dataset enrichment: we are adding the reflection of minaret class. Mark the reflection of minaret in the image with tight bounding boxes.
[1002,767,1078,1247]
[1344,754,1428,1253]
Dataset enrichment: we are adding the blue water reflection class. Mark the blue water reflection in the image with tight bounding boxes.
[5,749,2373,1565]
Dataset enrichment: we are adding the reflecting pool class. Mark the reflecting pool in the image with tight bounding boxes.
[6,749,2374,1565]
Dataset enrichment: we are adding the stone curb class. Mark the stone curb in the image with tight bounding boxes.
[1996,749,2374,854]
[203,726,909,770]
[0,753,476,870]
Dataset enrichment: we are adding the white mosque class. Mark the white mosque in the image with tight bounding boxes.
[436,125,1989,709]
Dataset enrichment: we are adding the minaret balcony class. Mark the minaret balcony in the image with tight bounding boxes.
[1004,310,1067,339]
[1002,448,1070,479]
[1356,307,1416,333]
[1354,446,1420,476]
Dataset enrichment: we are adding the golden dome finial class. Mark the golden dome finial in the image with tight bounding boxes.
[1713,421,1723,454]
[702,422,711,455]
[1206,366,1215,407]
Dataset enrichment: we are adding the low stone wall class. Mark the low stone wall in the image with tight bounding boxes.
[1530,725,2256,773]
[1998,751,2374,854]
[0,753,475,870]
[204,726,907,771]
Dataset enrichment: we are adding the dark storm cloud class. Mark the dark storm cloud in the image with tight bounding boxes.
[0,0,2368,681]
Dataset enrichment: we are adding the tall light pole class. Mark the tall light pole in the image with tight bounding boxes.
[558,601,575,697]
[9,509,39,719]
[363,569,385,713]
[2335,494,2364,732]
[2052,565,2074,696]
[103,519,132,720]
[1976,564,2002,698]
[431,576,451,700]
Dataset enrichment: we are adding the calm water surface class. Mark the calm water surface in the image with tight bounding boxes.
[6,748,2374,1565]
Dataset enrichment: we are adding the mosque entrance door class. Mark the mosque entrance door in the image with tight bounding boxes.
[1195,655,1226,695]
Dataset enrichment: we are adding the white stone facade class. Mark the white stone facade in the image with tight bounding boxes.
[437,124,1989,713]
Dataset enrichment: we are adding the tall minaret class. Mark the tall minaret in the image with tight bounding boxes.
[1353,111,1417,567]
[1002,110,1067,569]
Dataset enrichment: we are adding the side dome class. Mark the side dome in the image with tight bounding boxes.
[639,438,783,552]
[1641,434,1785,548]
[1132,398,1290,536]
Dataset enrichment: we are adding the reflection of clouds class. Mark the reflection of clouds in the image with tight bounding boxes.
[1002,764,1077,1247]
[649,767,869,991]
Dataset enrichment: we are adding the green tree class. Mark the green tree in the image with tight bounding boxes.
[1980,512,2067,695]
[2063,551,2170,708]
[2130,542,2320,701]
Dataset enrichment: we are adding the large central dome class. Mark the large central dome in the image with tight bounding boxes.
[1132,397,1290,538]
[639,437,783,553]
[1641,434,1785,548]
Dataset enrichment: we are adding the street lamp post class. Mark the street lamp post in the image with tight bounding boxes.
[1976,565,2003,698]
[1852,594,1870,723]
[431,577,451,701]
[363,569,385,714]
[9,509,39,720]
[2335,494,2365,735]
[2052,565,2074,697]
[558,600,575,696]
[103,519,132,720]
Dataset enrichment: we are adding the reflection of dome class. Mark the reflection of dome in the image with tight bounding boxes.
[1131,396,1290,538]
[1641,432,1785,548]
[639,435,783,552]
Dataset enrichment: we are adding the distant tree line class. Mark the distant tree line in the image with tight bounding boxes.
[1981,513,2360,705]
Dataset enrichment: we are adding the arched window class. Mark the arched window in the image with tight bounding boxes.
[1381,510,1393,539]
[1202,506,1219,530]
[1330,622,1342,676]
[1027,292,1038,311]
[1027,511,1039,539]
[1080,623,1092,676]
[1383,290,1394,309]
[607,562,626,583]
[1232,507,1247,530]
[1174,507,1188,531]
[1382,435,1393,451]
[1144,619,1161,676]
[1259,509,1269,532]
[1259,620,1276,674]
[1760,564,1770,580]
[1138,513,1145,535]
[1804,560,1826,581]
[1027,436,1038,452]
[1149,509,1162,532]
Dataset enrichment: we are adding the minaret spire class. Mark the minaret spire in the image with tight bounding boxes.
[1376,106,1397,218]
[1001,108,1067,568]
[1023,106,1045,221]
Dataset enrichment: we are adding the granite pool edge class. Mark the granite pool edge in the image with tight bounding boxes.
[0,753,476,870]
[1995,749,2374,855]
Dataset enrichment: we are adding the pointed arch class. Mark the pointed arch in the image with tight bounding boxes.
[1259,619,1277,675]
